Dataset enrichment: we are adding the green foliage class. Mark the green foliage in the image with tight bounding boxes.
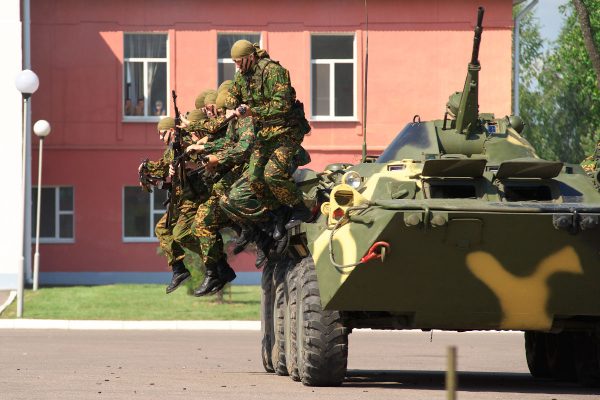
[0,285,261,320]
[519,0,600,163]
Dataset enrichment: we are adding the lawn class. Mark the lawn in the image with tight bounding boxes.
[0,284,261,320]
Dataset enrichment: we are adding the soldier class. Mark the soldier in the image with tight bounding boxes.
[186,89,256,295]
[224,40,313,242]
[141,117,203,294]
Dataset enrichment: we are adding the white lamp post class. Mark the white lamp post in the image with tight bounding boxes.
[32,120,51,291]
[15,69,40,317]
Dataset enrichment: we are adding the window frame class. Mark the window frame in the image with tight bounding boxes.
[32,186,75,244]
[122,32,170,123]
[122,186,167,243]
[310,33,358,122]
[216,32,262,86]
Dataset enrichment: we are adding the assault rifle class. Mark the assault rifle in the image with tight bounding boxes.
[165,90,187,228]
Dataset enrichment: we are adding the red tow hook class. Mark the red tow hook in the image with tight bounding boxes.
[359,241,391,264]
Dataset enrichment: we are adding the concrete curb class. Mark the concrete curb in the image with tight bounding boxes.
[0,291,16,315]
[0,319,261,330]
[0,318,524,335]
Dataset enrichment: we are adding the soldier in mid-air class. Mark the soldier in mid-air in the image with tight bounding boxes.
[221,40,312,266]
[185,86,256,295]
[139,117,202,294]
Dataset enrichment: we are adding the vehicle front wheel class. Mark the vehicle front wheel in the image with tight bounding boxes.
[296,256,348,386]
[272,261,289,376]
[285,258,300,381]
[260,261,276,373]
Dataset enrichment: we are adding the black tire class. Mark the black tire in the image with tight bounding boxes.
[573,331,600,387]
[524,331,551,378]
[296,256,348,386]
[260,261,275,373]
[285,259,300,381]
[272,262,289,376]
[545,332,577,382]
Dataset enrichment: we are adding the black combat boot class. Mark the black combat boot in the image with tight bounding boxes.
[193,263,221,297]
[209,259,237,294]
[284,201,312,230]
[255,231,273,269]
[166,260,191,294]
[233,225,255,255]
[272,206,291,241]
[273,231,289,257]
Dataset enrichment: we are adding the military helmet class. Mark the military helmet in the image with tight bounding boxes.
[216,90,233,110]
[195,89,217,109]
[187,109,206,123]
[231,40,255,59]
[157,116,175,131]
[507,115,525,134]
[218,80,233,93]
[204,91,218,106]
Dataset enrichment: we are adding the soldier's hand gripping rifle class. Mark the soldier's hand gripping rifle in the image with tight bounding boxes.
[165,90,187,228]
[185,105,246,177]
[202,106,246,134]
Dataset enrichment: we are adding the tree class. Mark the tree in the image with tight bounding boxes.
[518,1,600,163]
[573,0,600,92]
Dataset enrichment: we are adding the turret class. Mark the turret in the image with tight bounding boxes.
[454,6,484,135]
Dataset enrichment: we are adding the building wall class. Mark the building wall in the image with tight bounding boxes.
[30,0,514,284]
[0,0,24,289]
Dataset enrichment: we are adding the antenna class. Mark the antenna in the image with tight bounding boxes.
[361,0,369,163]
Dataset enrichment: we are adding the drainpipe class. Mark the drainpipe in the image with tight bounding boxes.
[513,0,538,116]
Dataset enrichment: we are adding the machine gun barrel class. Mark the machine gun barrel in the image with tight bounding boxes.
[454,6,485,136]
[470,6,485,66]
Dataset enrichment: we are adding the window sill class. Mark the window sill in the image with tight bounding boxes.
[310,116,359,123]
[122,116,166,123]
[123,237,159,243]
[33,239,75,244]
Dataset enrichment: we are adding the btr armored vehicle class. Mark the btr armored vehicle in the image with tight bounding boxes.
[260,7,600,387]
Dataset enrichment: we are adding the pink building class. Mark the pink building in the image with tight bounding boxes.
[30,0,515,285]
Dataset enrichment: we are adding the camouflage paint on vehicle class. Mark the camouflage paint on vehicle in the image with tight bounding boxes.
[291,7,600,333]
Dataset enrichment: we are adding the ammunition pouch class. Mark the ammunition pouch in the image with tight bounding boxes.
[258,100,311,135]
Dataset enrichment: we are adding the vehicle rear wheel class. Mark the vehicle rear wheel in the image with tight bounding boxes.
[524,331,551,378]
[545,332,577,382]
[260,261,275,373]
[573,331,600,387]
[285,259,300,381]
[296,256,348,386]
[272,261,289,376]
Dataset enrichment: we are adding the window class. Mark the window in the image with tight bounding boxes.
[123,33,168,120]
[311,34,356,120]
[217,33,261,85]
[123,186,168,241]
[32,187,74,243]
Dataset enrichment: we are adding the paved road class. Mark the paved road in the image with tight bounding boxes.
[1,329,597,399]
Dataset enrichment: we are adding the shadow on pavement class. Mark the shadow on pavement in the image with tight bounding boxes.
[344,369,600,395]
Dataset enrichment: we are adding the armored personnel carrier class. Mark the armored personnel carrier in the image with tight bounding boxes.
[260,7,600,387]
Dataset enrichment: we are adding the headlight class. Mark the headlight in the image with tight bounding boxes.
[342,171,362,189]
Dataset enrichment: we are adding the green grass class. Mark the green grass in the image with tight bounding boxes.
[0,284,261,320]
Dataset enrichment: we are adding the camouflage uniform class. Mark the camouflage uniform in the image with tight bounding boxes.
[225,57,310,210]
[146,145,202,268]
[220,145,311,226]
[192,116,256,295]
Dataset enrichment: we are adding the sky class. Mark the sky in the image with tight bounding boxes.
[532,0,569,44]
